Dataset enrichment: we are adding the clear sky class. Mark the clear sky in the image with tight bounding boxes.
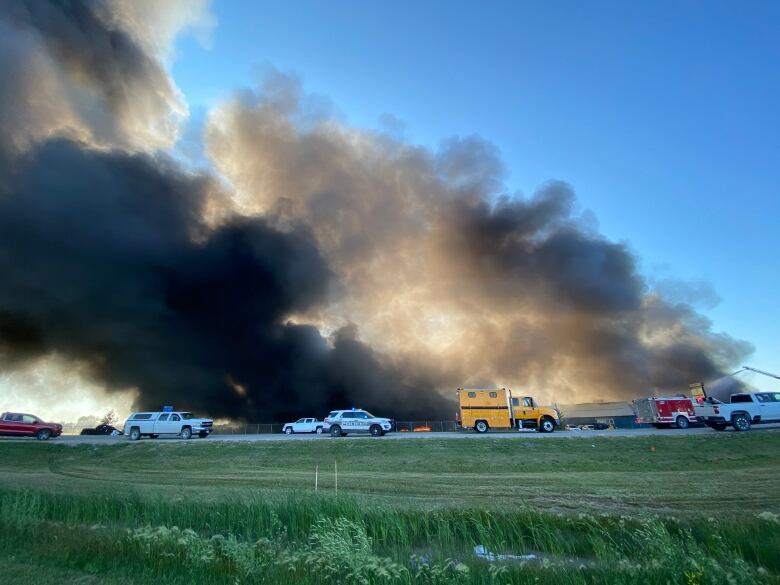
[171,0,779,381]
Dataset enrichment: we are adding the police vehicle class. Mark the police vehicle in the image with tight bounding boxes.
[324,409,394,437]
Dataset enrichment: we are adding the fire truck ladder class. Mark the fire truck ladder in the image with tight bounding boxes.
[730,366,780,381]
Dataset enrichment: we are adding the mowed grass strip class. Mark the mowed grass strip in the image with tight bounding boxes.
[1,433,780,584]
[0,431,779,515]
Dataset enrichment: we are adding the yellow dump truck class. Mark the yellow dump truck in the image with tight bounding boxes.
[457,388,560,433]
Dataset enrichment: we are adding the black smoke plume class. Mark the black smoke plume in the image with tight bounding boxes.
[0,140,449,420]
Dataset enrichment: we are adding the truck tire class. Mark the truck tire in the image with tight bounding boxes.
[36,429,51,441]
[732,413,751,432]
[284,427,293,434]
[330,425,343,437]
[475,420,489,433]
[710,422,727,431]
[675,415,690,430]
[129,427,141,441]
[538,417,555,433]
[315,426,323,434]
[180,426,193,440]
[369,424,382,437]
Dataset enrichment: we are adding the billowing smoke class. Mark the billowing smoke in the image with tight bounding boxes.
[0,1,751,421]
[0,139,448,420]
[0,0,200,156]
[204,75,751,404]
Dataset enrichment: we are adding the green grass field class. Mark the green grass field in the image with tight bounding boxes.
[1,432,779,584]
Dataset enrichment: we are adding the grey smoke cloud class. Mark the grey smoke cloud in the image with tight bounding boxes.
[205,73,752,403]
[0,0,192,155]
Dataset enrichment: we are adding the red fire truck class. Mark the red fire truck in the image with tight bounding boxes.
[632,396,698,429]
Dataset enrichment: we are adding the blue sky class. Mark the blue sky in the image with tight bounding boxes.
[171,0,779,384]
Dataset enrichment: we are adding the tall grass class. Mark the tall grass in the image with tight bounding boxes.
[1,487,778,584]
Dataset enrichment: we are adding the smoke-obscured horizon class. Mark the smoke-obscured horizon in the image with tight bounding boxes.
[0,1,752,421]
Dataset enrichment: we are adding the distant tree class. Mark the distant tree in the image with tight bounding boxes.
[77,415,99,428]
[100,409,118,427]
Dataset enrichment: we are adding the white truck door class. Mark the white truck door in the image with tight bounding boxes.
[756,393,780,421]
[154,413,176,434]
[168,413,183,434]
[292,418,307,432]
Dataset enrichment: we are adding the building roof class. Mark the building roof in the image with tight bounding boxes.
[556,401,635,418]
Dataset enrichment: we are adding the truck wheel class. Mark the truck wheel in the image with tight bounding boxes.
[36,429,51,441]
[675,416,690,430]
[475,420,489,433]
[129,427,141,441]
[732,414,751,432]
[180,426,193,440]
[330,425,343,437]
[711,422,727,431]
[369,424,382,437]
[284,427,293,434]
[538,417,555,433]
[315,426,323,434]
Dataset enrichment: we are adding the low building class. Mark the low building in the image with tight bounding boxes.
[555,401,642,429]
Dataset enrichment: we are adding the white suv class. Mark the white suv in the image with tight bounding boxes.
[324,409,394,437]
[123,411,213,440]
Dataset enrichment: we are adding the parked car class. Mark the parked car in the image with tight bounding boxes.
[282,418,325,434]
[123,411,213,440]
[0,412,62,440]
[324,409,394,437]
[80,424,123,436]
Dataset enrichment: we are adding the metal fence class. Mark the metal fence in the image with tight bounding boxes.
[60,421,461,436]
[208,422,463,435]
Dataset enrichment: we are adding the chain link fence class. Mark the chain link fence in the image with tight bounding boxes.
[60,421,462,436]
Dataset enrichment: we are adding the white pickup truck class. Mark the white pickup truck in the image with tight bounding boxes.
[695,392,780,431]
[123,411,213,440]
[282,418,325,434]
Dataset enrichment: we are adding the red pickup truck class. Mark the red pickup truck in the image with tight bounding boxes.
[0,412,63,440]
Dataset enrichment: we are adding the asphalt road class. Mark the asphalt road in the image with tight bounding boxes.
[13,423,778,445]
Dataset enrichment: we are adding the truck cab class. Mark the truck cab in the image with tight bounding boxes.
[510,395,548,427]
[457,388,559,433]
